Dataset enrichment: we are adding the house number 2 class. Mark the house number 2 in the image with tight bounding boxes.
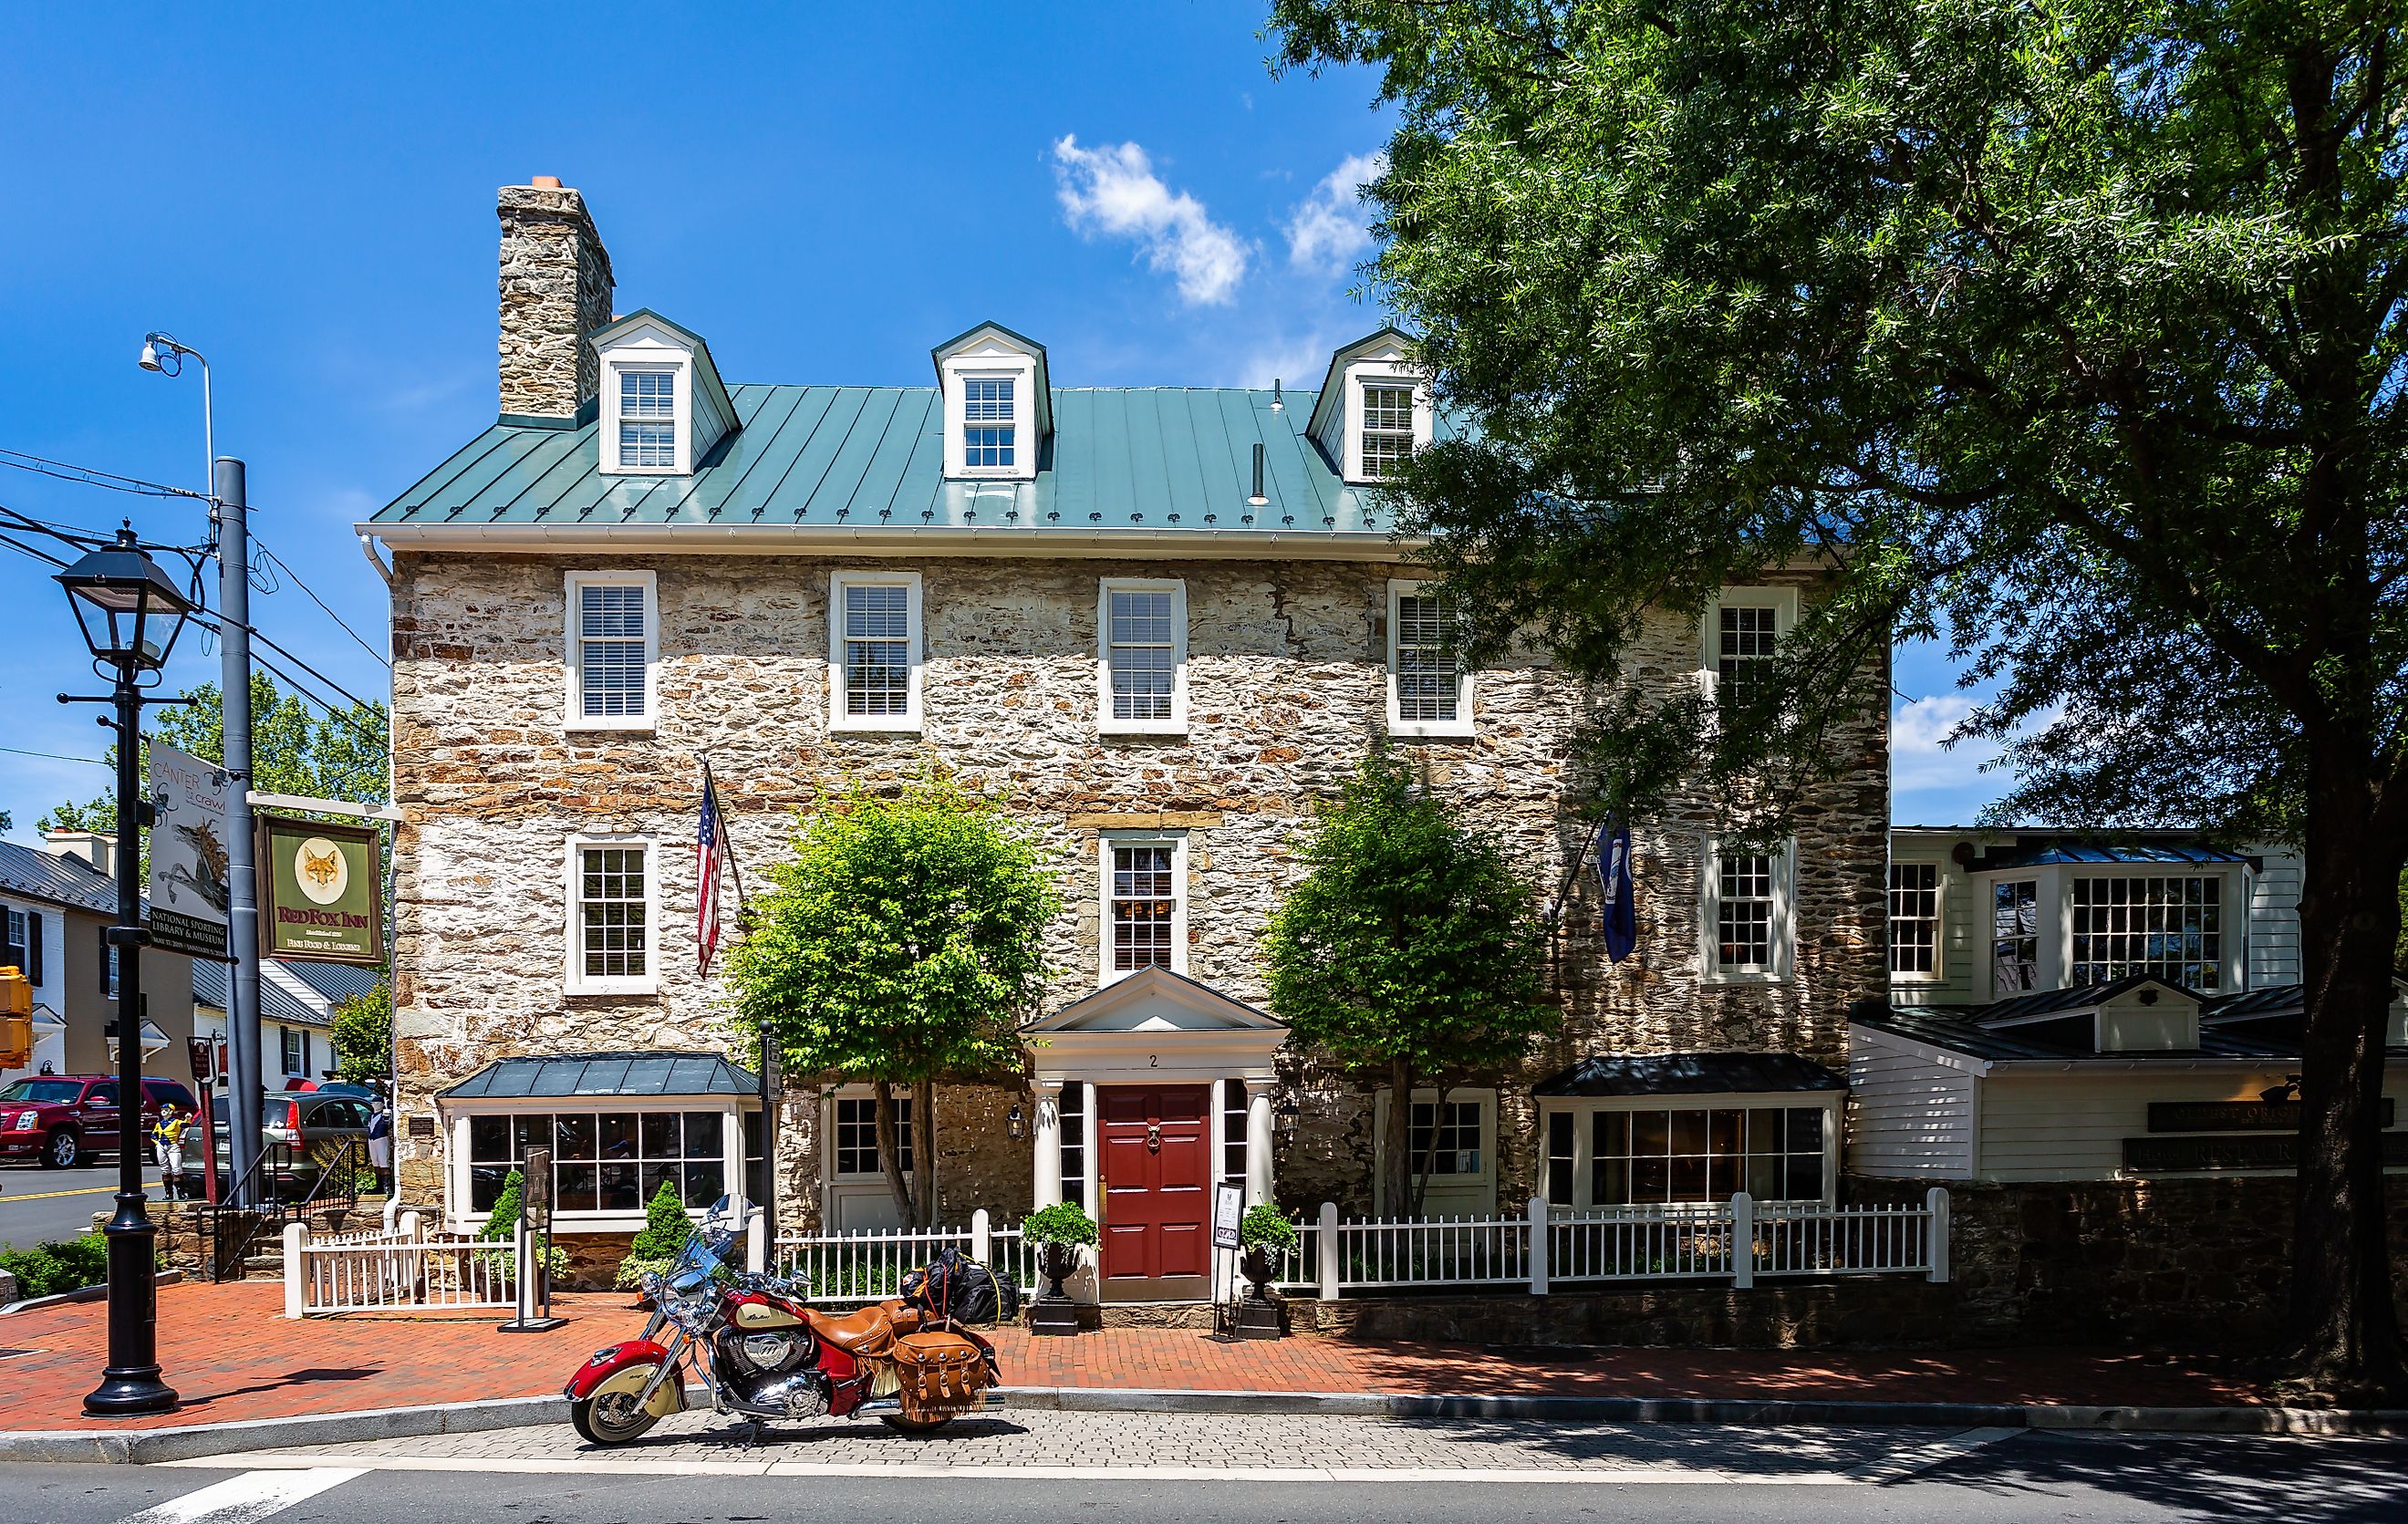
[1149,1054,1158,1068]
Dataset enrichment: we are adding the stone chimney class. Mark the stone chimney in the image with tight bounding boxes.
[497,176,615,420]
[45,830,115,878]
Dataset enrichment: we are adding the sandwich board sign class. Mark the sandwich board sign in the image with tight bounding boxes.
[147,742,233,961]
[1212,1180,1243,1251]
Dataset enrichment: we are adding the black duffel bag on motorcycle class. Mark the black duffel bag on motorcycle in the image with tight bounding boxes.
[904,1246,1020,1327]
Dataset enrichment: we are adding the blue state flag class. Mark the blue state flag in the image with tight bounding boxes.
[1596,820,1636,963]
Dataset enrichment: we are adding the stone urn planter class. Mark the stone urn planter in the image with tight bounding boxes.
[1028,1239,1083,1336]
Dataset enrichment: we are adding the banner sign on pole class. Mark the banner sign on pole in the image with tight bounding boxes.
[255,814,385,966]
[148,742,234,961]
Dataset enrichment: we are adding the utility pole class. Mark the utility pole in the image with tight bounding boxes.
[216,457,263,1205]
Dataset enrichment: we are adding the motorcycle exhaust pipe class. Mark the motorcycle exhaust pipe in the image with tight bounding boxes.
[850,1392,1005,1417]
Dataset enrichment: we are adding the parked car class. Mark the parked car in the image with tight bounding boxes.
[0,1075,199,1168]
[211,1090,375,1200]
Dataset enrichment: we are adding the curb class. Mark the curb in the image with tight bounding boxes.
[0,1271,184,1319]
[1,1387,2403,1465]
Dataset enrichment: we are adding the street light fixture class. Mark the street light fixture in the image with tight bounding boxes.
[57,527,195,1418]
[138,334,212,500]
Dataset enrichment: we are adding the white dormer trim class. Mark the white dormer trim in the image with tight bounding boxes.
[1308,330,1433,485]
[594,311,738,479]
[935,324,1048,482]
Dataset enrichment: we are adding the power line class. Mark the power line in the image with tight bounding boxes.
[249,536,389,669]
[0,448,209,502]
[0,745,109,769]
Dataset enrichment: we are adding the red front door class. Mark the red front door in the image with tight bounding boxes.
[1099,1085,1211,1290]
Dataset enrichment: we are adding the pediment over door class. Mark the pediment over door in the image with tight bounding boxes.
[1028,968,1286,1083]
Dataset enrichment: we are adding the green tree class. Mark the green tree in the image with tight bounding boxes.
[40,672,389,873]
[725,775,1057,1228]
[1261,752,1553,1218]
[330,980,391,1085]
[1269,0,2408,1393]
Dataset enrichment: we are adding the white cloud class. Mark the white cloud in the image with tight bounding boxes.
[1891,693,1998,798]
[1053,136,1251,307]
[1285,151,1386,275]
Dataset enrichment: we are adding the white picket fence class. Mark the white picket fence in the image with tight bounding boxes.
[1265,1189,1951,1296]
[772,1210,1039,1306]
[285,1211,518,1315]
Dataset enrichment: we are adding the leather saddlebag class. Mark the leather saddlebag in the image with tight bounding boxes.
[891,1330,988,1422]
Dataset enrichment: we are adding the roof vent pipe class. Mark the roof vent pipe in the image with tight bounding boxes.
[1270,378,1284,411]
[1249,442,1269,506]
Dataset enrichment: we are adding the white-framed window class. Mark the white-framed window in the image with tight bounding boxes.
[564,570,657,731]
[1099,834,1187,983]
[1372,1087,1498,1214]
[961,376,1016,470]
[599,357,690,476]
[1096,578,1187,735]
[98,927,119,999]
[1057,1083,1087,1210]
[280,1027,307,1077]
[1889,861,1942,979]
[4,905,44,989]
[1699,586,1800,711]
[1386,580,1473,737]
[827,570,923,731]
[1219,1078,1250,1187]
[1360,384,1416,480]
[565,835,659,996]
[617,368,678,469]
[2070,875,2224,990]
[1991,878,2040,994]
[460,1104,752,1219]
[1701,837,1795,982]
[1541,1098,1837,1208]
[832,1094,911,1179]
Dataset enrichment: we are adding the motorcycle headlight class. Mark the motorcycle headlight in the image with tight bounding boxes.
[639,1270,665,1301]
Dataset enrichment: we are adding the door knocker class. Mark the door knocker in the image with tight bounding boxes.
[1146,1122,1162,1153]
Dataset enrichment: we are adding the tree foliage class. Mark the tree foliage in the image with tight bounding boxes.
[1269,0,2408,1393]
[329,980,391,1085]
[1262,751,1553,1217]
[725,774,1057,1227]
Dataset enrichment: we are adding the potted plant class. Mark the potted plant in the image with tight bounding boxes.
[1237,1203,1298,1301]
[1021,1201,1096,1335]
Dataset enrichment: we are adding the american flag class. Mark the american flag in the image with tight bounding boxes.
[696,762,741,975]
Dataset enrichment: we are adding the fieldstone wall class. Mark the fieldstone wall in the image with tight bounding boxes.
[496,182,613,419]
[387,550,1886,1235]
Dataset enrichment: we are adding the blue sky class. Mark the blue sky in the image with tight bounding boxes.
[0,2,2002,840]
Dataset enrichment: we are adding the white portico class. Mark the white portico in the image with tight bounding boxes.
[1024,968,1288,1273]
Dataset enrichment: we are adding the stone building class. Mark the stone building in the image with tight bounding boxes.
[359,180,1889,1299]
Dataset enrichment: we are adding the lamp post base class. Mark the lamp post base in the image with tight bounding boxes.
[82,1196,178,1416]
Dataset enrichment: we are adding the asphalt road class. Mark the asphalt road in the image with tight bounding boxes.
[3,1426,2404,1524]
[0,1164,168,1250]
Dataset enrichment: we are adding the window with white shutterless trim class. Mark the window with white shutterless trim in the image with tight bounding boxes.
[1096,578,1187,734]
[960,376,1017,470]
[564,571,657,731]
[1386,579,1473,737]
[827,571,923,731]
[565,835,659,996]
[1700,837,1795,983]
[1099,834,1187,983]
[1698,586,1799,712]
[617,368,678,469]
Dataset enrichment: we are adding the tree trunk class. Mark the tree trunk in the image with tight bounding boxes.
[2287,762,2408,1400]
[911,1076,938,1229]
[873,1079,912,1229]
[1383,1057,1416,1219]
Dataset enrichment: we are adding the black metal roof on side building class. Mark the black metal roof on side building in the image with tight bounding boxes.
[439,1052,761,1100]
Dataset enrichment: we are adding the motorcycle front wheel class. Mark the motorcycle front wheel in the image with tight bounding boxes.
[572,1389,662,1446]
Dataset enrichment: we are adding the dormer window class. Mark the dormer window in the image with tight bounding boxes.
[618,370,677,468]
[1361,385,1415,480]
[963,378,1017,469]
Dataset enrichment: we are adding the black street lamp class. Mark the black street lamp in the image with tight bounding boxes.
[57,526,193,1417]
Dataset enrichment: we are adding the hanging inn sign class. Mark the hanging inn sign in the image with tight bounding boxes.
[255,813,385,967]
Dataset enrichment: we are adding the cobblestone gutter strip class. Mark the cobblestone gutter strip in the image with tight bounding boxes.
[4,1389,2404,1465]
[0,1395,567,1464]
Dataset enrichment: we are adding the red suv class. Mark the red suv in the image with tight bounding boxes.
[0,1075,199,1169]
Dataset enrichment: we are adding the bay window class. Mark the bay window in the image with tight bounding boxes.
[1541,1101,1836,1208]
[462,1106,744,1217]
[2070,875,2223,990]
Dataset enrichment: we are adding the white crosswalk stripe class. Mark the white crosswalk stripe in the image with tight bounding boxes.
[112,1467,363,1524]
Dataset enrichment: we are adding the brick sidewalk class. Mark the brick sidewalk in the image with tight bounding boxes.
[0,1280,2267,1434]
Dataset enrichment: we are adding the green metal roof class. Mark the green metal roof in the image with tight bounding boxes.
[369,382,1443,544]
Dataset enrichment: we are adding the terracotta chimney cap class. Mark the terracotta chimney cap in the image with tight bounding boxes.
[531,175,564,189]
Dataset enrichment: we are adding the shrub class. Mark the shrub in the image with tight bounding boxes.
[1240,1204,1299,1258]
[0,1247,67,1300]
[475,1169,569,1281]
[1022,1201,1098,1248]
[0,1234,114,1300]
[615,1180,692,1291]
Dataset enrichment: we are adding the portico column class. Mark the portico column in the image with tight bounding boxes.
[1243,1078,1276,1208]
[1031,1079,1064,1210]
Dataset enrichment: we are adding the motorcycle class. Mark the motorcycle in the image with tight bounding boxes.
[564,1196,1002,1446]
